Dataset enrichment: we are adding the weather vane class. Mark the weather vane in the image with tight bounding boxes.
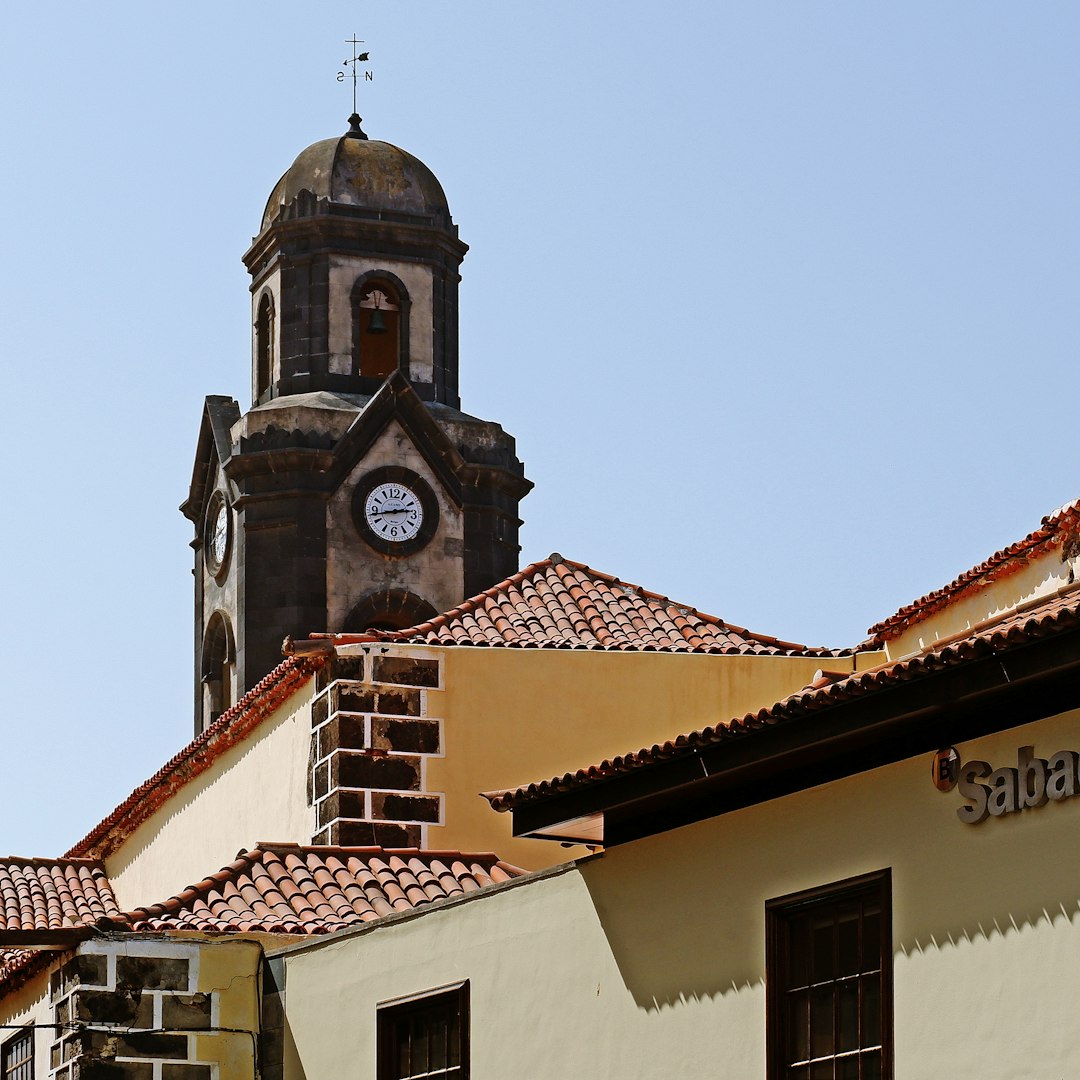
[338,35,373,117]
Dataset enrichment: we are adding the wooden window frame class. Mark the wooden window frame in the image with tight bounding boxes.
[766,869,893,1080]
[2,1028,33,1080]
[377,981,470,1080]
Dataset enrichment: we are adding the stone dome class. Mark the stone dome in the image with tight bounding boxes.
[261,120,453,232]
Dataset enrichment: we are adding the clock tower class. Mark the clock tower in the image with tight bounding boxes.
[181,116,531,735]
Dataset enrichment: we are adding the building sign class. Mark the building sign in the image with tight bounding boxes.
[957,745,1080,824]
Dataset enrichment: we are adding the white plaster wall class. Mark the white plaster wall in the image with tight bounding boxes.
[887,546,1079,659]
[324,419,465,627]
[104,680,316,912]
[0,965,56,1080]
[327,257,434,381]
[278,704,1080,1080]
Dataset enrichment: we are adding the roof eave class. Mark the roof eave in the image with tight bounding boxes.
[509,625,1080,846]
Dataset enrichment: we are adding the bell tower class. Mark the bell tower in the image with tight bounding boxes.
[182,116,531,735]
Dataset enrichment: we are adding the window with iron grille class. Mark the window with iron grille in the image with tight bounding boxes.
[767,870,892,1080]
[1,1029,32,1080]
[377,982,469,1080]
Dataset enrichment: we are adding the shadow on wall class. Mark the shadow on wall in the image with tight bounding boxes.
[577,740,1080,1013]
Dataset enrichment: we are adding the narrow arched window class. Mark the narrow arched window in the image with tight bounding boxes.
[201,612,235,731]
[255,292,275,401]
[355,281,401,379]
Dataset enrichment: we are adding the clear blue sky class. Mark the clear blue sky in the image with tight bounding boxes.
[1,3,1076,856]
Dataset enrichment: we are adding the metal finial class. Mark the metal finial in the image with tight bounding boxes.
[347,113,369,140]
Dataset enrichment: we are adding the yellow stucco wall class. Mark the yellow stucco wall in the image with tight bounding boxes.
[278,704,1080,1079]
[885,547,1077,658]
[105,681,316,911]
[422,647,861,867]
[191,937,262,1076]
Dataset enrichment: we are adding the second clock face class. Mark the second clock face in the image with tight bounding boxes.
[210,502,229,564]
[364,482,424,542]
[204,491,232,579]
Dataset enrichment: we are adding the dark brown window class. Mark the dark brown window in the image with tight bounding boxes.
[2,1029,32,1080]
[767,870,892,1080]
[377,982,469,1080]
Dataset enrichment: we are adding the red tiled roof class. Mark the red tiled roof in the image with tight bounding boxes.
[323,555,839,656]
[126,844,526,934]
[0,948,52,995]
[0,857,122,932]
[67,656,324,862]
[868,498,1080,643]
[486,585,1080,812]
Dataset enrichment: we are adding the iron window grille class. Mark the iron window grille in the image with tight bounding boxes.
[1,1029,32,1080]
[377,981,469,1080]
[766,870,893,1080]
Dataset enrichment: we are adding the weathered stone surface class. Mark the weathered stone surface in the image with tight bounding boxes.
[375,687,421,716]
[76,1062,153,1080]
[313,760,329,800]
[162,1066,212,1080]
[74,988,152,1028]
[53,954,108,1000]
[371,716,440,754]
[116,956,189,992]
[330,656,365,682]
[111,1033,188,1061]
[319,713,366,757]
[373,655,440,687]
[318,789,366,827]
[161,994,212,1030]
[336,685,376,713]
[311,691,329,728]
[371,792,441,824]
[331,751,421,791]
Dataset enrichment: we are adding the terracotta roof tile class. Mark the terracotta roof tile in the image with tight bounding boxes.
[0,857,122,932]
[868,498,1080,643]
[126,844,526,934]
[486,585,1080,812]
[323,555,840,657]
[0,948,51,995]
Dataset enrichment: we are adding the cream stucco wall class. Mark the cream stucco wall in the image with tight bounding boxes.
[277,703,1080,1079]
[104,681,316,911]
[422,647,866,867]
[885,546,1079,658]
[0,965,55,1080]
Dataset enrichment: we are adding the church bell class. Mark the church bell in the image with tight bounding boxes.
[367,304,387,334]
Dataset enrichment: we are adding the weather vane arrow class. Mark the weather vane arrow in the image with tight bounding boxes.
[338,35,373,125]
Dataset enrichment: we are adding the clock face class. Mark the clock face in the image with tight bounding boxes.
[364,482,423,542]
[211,502,229,564]
[204,492,231,578]
[352,467,438,556]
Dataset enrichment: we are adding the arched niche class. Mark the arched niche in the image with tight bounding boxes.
[201,611,236,731]
[351,270,412,386]
[255,290,275,402]
[343,589,438,633]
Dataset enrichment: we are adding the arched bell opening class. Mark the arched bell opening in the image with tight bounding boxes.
[352,271,411,386]
[254,291,275,402]
[201,611,236,732]
[343,589,439,633]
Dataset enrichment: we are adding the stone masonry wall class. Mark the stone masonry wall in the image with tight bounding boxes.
[310,649,443,847]
[50,941,259,1080]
